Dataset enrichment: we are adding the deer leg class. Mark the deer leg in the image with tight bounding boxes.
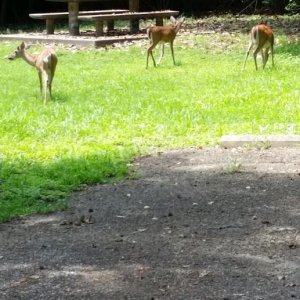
[146,49,151,69]
[170,41,176,65]
[270,46,274,68]
[42,72,48,104]
[243,42,253,70]
[157,43,164,65]
[261,50,265,68]
[263,49,269,69]
[48,76,52,99]
[50,59,57,98]
[243,50,250,70]
[253,47,261,71]
[147,43,158,68]
[46,70,53,99]
[150,50,156,67]
[147,49,156,68]
[38,72,43,95]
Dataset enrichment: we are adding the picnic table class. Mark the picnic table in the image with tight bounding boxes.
[45,0,140,36]
[79,10,180,36]
[30,9,129,34]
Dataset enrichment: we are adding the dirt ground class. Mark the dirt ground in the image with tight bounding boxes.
[0,147,299,300]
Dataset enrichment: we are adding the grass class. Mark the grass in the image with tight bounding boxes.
[0,16,299,222]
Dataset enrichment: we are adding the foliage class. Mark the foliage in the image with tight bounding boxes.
[261,0,289,11]
[0,16,300,222]
[285,0,300,12]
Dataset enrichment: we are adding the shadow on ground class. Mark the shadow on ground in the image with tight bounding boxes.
[0,147,299,300]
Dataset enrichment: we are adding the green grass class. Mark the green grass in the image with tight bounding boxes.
[0,17,300,222]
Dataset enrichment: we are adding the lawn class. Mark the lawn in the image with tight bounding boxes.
[0,16,299,222]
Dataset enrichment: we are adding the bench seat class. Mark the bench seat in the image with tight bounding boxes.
[78,10,179,36]
[29,9,129,34]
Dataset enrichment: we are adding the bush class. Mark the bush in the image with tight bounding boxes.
[261,0,290,12]
[285,0,300,12]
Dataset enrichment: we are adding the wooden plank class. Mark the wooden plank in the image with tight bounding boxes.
[46,0,110,2]
[79,10,179,37]
[78,10,179,21]
[80,9,128,15]
[0,33,146,48]
[30,12,69,19]
[29,10,129,19]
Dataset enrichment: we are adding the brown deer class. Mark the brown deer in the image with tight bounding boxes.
[8,42,58,103]
[146,16,185,69]
[243,23,274,70]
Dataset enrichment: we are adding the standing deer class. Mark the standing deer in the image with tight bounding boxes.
[8,42,58,103]
[243,23,274,70]
[146,16,185,69]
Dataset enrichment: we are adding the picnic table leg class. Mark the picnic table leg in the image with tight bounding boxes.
[68,1,79,36]
[46,19,55,35]
[107,20,114,31]
[95,20,104,36]
[156,17,163,26]
[129,0,139,33]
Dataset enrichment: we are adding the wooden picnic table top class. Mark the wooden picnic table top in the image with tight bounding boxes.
[46,0,109,2]
[29,9,129,19]
[45,0,140,11]
[78,10,180,21]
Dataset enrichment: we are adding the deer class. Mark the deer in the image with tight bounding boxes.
[8,42,58,104]
[243,23,274,71]
[146,16,185,69]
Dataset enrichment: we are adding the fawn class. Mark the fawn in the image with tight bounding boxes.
[8,42,58,103]
[243,23,274,70]
[146,16,185,68]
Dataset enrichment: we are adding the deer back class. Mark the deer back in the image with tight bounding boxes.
[148,25,177,43]
[251,24,274,49]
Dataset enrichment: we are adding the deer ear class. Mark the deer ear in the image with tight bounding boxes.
[170,16,176,23]
[20,42,25,49]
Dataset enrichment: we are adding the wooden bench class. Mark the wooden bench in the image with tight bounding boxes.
[29,9,129,34]
[78,10,180,36]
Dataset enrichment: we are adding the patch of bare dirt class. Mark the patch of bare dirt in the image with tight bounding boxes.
[0,147,300,299]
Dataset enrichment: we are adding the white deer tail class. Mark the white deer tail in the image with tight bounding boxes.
[43,54,51,64]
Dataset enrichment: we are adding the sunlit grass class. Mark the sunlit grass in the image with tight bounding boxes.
[0,19,299,222]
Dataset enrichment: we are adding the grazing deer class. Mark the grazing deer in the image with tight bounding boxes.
[8,42,58,103]
[243,23,274,70]
[146,16,185,69]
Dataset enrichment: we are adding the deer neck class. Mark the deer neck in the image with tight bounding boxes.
[22,51,37,68]
[174,22,182,34]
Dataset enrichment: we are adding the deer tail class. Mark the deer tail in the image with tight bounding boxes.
[43,53,52,64]
[253,26,259,40]
[147,28,151,40]
[147,25,154,40]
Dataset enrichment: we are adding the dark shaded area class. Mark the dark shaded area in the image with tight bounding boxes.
[0,0,289,26]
